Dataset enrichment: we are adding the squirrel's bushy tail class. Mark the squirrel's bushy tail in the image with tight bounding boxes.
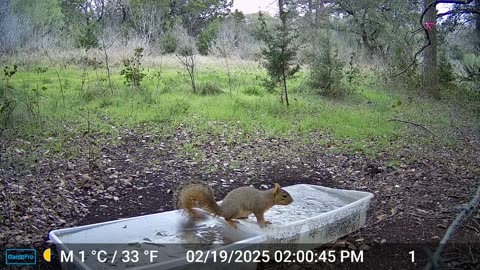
[178,183,220,217]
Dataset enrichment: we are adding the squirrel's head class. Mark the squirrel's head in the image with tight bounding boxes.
[272,183,294,205]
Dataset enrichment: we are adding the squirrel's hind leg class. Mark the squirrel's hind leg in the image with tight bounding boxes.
[184,208,205,219]
[225,219,239,229]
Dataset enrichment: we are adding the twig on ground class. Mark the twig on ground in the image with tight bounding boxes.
[388,118,440,139]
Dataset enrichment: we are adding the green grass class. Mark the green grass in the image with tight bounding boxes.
[1,60,474,157]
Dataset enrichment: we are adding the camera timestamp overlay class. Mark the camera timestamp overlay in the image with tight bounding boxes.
[7,243,474,270]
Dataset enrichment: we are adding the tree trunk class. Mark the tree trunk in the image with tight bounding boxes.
[422,0,439,98]
[278,0,289,106]
[283,70,289,106]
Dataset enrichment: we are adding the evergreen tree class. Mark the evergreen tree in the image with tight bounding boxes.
[257,0,300,106]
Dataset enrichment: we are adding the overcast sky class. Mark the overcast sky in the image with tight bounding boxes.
[232,1,451,15]
[232,0,277,15]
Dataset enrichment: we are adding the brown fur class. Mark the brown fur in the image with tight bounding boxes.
[178,183,293,228]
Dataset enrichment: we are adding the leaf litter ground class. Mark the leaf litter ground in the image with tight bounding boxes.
[1,123,479,269]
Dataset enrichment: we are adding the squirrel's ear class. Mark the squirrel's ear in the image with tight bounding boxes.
[273,183,281,195]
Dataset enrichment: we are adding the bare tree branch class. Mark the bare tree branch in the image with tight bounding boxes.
[394,0,475,77]
[424,184,480,270]
[393,1,433,77]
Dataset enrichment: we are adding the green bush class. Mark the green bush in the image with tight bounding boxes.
[196,20,219,55]
[343,52,363,91]
[77,23,98,50]
[438,50,456,92]
[1,65,18,130]
[120,48,146,87]
[305,32,345,97]
[461,53,480,92]
[0,84,16,130]
[160,32,178,54]
[450,44,464,61]
[198,83,223,95]
[257,10,300,105]
[243,86,263,96]
[384,44,421,92]
[155,98,190,123]
[171,98,190,114]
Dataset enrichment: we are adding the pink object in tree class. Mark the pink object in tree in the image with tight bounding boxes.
[424,22,436,30]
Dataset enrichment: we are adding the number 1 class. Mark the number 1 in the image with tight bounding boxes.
[409,251,414,262]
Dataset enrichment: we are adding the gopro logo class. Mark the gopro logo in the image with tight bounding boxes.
[5,249,37,265]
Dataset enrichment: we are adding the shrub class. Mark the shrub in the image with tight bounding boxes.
[3,65,17,79]
[305,31,345,97]
[438,50,456,92]
[257,10,300,105]
[176,29,198,93]
[120,47,146,87]
[196,20,219,55]
[461,53,480,92]
[155,98,191,123]
[0,83,16,130]
[384,41,421,92]
[450,44,464,61]
[243,86,263,96]
[1,65,18,130]
[160,32,177,54]
[77,23,98,49]
[343,52,363,91]
[198,83,223,95]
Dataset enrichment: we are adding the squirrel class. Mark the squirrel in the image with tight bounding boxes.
[178,183,294,228]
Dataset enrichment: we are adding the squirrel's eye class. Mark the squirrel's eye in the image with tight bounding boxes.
[282,194,287,198]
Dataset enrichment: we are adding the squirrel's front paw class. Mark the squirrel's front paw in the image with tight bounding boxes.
[259,220,272,227]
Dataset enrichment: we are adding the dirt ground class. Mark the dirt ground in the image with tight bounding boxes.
[1,124,479,269]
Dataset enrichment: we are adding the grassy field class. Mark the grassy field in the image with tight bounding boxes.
[1,54,476,158]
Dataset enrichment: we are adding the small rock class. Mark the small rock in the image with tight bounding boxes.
[81,174,92,181]
[113,196,119,201]
[67,162,75,170]
[358,244,370,250]
[107,187,116,192]
[346,241,357,250]
[105,168,116,173]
